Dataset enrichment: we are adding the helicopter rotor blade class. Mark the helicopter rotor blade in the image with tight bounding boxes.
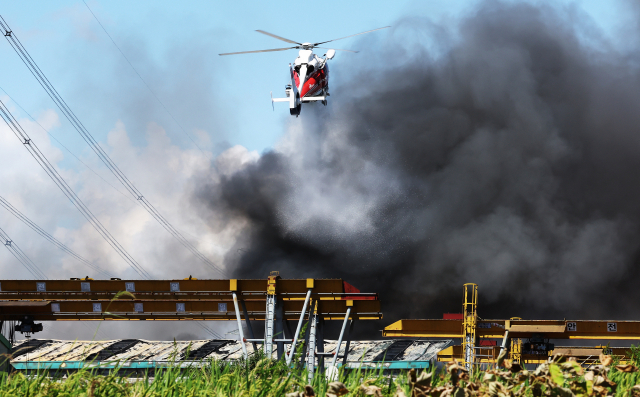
[316,47,359,53]
[313,26,391,46]
[256,30,302,45]
[219,47,296,56]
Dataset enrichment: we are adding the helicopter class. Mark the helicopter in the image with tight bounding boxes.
[219,27,390,116]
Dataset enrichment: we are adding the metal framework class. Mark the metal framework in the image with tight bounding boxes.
[437,345,632,365]
[383,284,640,366]
[510,338,522,364]
[461,283,477,371]
[0,274,382,365]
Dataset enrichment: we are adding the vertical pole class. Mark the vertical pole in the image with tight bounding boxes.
[317,316,325,373]
[240,299,257,352]
[286,288,312,365]
[341,319,354,367]
[232,292,248,360]
[499,330,510,358]
[284,320,294,339]
[330,307,351,368]
[300,312,311,367]
[307,301,318,382]
[275,297,284,360]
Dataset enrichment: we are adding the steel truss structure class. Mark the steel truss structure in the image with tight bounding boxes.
[0,272,382,377]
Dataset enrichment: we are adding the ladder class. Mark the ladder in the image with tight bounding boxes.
[264,294,276,357]
[462,283,478,372]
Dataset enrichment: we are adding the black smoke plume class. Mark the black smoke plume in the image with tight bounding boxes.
[197,1,640,336]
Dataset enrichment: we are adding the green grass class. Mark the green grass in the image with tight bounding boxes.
[1,353,640,396]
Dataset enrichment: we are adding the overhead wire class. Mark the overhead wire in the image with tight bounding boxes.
[0,16,226,277]
[0,227,108,339]
[0,226,47,279]
[0,196,113,278]
[0,86,135,204]
[194,321,224,339]
[0,100,152,279]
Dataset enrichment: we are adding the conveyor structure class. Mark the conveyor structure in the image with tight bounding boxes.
[0,272,382,378]
[383,284,640,368]
[9,338,451,375]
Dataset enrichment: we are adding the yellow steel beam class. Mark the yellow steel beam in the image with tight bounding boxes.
[0,299,381,321]
[384,319,640,340]
[438,345,633,364]
[0,279,346,294]
[0,278,379,302]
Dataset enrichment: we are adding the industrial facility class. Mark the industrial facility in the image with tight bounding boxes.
[0,278,639,375]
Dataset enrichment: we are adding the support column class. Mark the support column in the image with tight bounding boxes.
[299,311,311,367]
[317,316,325,373]
[499,330,510,359]
[284,320,293,339]
[286,288,312,365]
[330,307,351,369]
[240,299,257,352]
[342,319,354,367]
[232,292,248,360]
[264,294,276,357]
[306,301,318,382]
[275,297,284,360]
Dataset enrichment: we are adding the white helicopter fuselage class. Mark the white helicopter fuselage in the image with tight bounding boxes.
[272,48,335,116]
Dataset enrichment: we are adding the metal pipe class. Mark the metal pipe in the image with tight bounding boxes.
[286,288,312,365]
[499,330,510,357]
[243,338,295,343]
[330,307,351,369]
[342,320,354,367]
[239,299,257,352]
[232,292,248,359]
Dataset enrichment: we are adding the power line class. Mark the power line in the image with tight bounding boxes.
[0,16,226,277]
[0,196,113,278]
[0,86,135,204]
[0,226,47,279]
[0,100,152,279]
[82,0,206,155]
[194,321,224,339]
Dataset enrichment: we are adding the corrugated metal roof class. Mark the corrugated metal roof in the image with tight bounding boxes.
[11,338,452,369]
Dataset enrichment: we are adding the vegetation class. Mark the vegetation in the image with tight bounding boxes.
[1,352,640,396]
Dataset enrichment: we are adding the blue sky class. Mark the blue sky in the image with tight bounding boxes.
[0,0,627,156]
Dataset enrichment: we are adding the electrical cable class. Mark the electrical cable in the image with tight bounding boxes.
[0,226,47,279]
[0,86,135,204]
[0,16,225,277]
[0,100,152,279]
[0,196,112,278]
[194,321,224,339]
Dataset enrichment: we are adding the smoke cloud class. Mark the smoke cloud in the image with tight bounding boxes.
[196,0,640,335]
